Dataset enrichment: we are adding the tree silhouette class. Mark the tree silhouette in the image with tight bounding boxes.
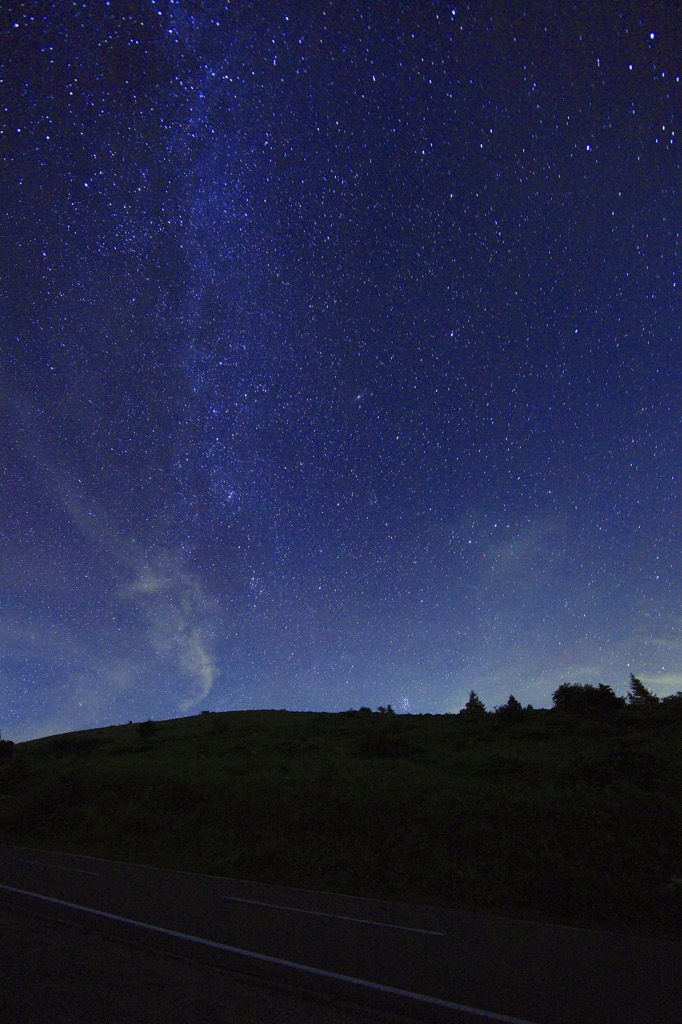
[627,674,659,705]
[494,694,524,721]
[461,690,487,716]
[552,682,624,715]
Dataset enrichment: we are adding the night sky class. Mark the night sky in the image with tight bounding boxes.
[1,2,680,741]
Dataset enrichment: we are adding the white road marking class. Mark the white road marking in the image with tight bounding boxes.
[219,894,446,935]
[0,882,539,1024]
[16,859,99,876]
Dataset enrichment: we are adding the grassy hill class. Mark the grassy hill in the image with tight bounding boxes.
[1,705,681,939]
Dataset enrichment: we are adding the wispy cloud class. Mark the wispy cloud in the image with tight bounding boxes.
[123,552,219,711]
[1,382,221,714]
[479,516,567,583]
[650,636,682,653]
[639,672,682,694]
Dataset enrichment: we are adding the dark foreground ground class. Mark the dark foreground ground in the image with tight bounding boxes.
[2,704,682,938]
[1,904,410,1024]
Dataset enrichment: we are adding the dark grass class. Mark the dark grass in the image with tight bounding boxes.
[1,705,681,939]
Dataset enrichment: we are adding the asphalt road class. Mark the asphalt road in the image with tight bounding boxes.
[1,843,680,1023]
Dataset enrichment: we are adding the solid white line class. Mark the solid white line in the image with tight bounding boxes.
[219,894,446,935]
[17,859,99,876]
[0,883,539,1024]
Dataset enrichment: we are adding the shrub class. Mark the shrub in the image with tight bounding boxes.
[0,738,15,759]
[356,732,413,759]
[137,719,158,737]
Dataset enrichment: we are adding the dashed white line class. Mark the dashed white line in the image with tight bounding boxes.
[219,894,446,934]
[0,883,539,1024]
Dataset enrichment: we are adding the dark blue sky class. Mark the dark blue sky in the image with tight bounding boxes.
[1,1,680,740]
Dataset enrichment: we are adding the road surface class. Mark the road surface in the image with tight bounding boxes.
[1,843,680,1023]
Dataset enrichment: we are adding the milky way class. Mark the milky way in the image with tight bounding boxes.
[0,2,680,740]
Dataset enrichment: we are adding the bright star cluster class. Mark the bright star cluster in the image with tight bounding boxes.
[0,1,680,740]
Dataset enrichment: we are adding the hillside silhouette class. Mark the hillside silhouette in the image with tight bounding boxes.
[1,688,681,939]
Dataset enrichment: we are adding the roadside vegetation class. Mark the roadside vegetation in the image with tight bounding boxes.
[1,677,681,939]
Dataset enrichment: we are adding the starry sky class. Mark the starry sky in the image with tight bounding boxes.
[1,1,680,741]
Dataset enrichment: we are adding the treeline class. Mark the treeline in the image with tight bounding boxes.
[460,674,681,719]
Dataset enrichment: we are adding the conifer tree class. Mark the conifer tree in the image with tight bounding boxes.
[461,690,487,716]
[495,694,524,720]
[627,674,658,705]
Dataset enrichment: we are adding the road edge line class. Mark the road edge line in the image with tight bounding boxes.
[0,882,539,1024]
